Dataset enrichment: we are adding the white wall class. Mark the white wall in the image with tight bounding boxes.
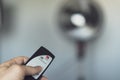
[92,0,120,80]
[0,0,120,80]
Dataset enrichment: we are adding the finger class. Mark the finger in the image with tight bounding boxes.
[7,65,42,77]
[22,66,42,76]
[2,56,29,67]
[12,56,29,64]
[40,76,48,80]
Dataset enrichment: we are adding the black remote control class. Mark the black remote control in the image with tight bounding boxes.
[24,47,55,80]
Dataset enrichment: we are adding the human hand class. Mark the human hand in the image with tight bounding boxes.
[0,56,48,80]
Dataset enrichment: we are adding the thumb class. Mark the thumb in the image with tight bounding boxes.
[23,66,42,76]
[9,65,42,76]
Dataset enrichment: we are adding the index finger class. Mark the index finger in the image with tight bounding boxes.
[40,76,48,80]
[1,56,29,67]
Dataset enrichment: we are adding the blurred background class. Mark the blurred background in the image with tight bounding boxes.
[0,0,120,80]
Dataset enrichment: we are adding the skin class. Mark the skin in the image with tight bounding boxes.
[0,56,48,80]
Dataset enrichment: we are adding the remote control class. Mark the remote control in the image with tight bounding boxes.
[24,47,55,80]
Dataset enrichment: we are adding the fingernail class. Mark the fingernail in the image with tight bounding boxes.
[35,66,42,70]
[34,66,42,75]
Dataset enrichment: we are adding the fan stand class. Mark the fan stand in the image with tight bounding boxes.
[77,41,86,80]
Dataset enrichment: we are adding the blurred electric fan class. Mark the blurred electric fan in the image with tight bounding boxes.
[57,0,103,57]
[57,0,103,80]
